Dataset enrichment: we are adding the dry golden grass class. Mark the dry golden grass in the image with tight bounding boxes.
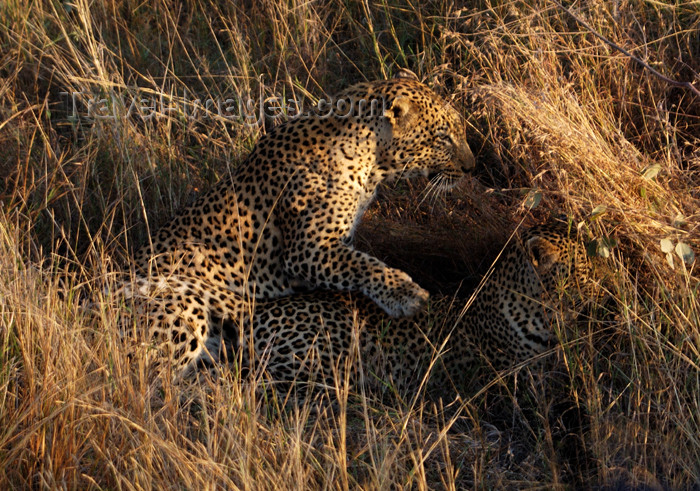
[1,0,699,488]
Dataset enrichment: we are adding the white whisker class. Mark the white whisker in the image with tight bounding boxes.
[416,173,442,208]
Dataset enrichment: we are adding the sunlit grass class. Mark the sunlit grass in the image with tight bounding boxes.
[0,0,698,488]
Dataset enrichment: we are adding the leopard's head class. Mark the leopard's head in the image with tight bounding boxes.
[520,220,595,297]
[335,74,475,189]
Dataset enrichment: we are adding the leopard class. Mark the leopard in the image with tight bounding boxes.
[119,72,476,378]
[228,220,595,393]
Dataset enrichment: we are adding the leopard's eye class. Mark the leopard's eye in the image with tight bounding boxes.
[436,128,454,145]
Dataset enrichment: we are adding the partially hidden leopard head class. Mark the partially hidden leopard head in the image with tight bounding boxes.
[333,72,476,189]
[459,219,598,370]
[518,219,596,300]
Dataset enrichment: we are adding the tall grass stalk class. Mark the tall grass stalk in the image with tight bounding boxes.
[0,0,698,487]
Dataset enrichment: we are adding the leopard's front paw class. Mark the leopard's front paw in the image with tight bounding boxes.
[368,268,429,318]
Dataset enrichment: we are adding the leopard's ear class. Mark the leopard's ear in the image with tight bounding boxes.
[394,68,419,81]
[526,236,561,273]
[386,96,418,131]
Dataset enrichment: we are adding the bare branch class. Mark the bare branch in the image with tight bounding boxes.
[554,0,700,98]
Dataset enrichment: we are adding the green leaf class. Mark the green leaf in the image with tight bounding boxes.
[523,189,542,210]
[597,237,617,258]
[585,240,598,258]
[665,252,674,269]
[591,205,607,218]
[598,245,611,258]
[642,164,662,180]
[675,242,695,264]
[673,214,687,228]
[599,237,618,249]
[659,238,674,254]
[586,237,617,258]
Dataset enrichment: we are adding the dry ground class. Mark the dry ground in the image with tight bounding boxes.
[1,0,699,488]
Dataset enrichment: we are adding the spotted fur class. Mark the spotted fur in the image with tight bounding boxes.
[234,221,593,391]
[121,75,475,377]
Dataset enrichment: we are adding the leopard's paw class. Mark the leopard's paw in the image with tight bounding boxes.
[367,268,429,318]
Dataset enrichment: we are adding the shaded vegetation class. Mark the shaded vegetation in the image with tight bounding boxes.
[0,0,698,488]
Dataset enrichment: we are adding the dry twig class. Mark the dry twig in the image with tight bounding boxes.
[554,0,700,98]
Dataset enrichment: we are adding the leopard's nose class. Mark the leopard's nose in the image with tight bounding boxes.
[456,141,476,173]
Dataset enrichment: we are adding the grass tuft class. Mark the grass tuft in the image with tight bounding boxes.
[0,0,698,487]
